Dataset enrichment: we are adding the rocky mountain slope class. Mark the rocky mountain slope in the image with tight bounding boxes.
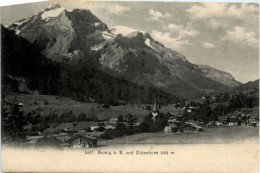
[8,4,241,100]
[8,3,109,61]
[233,79,259,92]
[198,65,241,87]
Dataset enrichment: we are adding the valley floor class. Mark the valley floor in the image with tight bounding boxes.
[99,126,259,147]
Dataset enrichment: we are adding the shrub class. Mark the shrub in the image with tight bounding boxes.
[145,106,151,110]
[44,100,48,105]
[103,104,110,108]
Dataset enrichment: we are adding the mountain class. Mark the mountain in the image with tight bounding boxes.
[198,65,241,87]
[233,79,259,92]
[8,3,109,61]
[2,25,180,105]
[8,4,241,100]
[92,26,241,99]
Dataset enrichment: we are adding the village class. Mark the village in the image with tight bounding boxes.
[24,92,259,149]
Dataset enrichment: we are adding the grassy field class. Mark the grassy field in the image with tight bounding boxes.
[4,94,183,121]
[99,126,259,146]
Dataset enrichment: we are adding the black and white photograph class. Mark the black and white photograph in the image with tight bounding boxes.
[1,1,259,172]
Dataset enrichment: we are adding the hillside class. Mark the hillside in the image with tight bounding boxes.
[234,79,259,92]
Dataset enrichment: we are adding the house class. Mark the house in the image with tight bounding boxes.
[103,125,116,131]
[164,124,178,133]
[248,118,258,126]
[228,122,237,126]
[133,122,141,127]
[187,107,198,113]
[207,121,215,126]
[61,128,77,134]
[70,135,97,148]
[168,117,176,123]
[80,129,87,133]
[17,102,24,106]
[181,123,203,133]
[169,113,183,121]
[109,118,118,124]
[90,126,100,131]
[241,122,247,126]
[215,121,223,126]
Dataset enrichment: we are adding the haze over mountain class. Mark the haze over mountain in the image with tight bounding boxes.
[8,3,242,100]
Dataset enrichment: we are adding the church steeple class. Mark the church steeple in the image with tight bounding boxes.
[152,98,159,117]
[153,98,158,111]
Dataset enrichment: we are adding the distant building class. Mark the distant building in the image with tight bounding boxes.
[181,123,203,132]
[90,126,101,131]
[164,124,178,133]
[215,121,223,126]
[228,122,237,126]
[17,102,24,107]
[187,107,198,113]
[70,135,97,148]
[109,118,118,124]
[104,125,116,131]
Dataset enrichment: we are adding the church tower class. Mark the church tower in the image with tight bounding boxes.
[152,99,159,117]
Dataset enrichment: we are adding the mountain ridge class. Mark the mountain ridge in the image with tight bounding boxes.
[8,4,242,100]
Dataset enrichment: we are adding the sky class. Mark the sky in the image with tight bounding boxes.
[1,1,259,83]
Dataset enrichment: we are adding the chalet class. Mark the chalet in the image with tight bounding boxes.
[17,102,24,106]
[109,118,118,124]
[69,135,97,148]
[215,121,223,126]
[187,107,198,113]
[241,122,247,126]
[228,122,237,126]
[207,121,215,126]
[248,117,258,126]
[103,125,116,131]
[169,112,183,121]
[181,123,203,133]
[61,128,77,134]
[168,117,177,123]
[80,129,87,133]
[164,124,178,133]
[219,116,229,125]
[90,126,101,132]
[133,122,141,127]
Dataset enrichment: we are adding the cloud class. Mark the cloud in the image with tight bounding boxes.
[226,3,258,18]
[187,3,258,19]
[222,26,258,47]
[155,22,199,50]
[203,42,215,48]
[148,9,171,21]
[208,19,222,29]
[151,31,191,50]
[104,4,131,15]
[163,22,199,38]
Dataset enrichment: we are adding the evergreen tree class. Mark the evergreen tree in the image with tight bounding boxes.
[2,103,28,144]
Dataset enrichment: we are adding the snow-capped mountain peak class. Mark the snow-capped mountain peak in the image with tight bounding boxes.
[41,3,65,21]
[110,25,146,37]
[46,3,62,11]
